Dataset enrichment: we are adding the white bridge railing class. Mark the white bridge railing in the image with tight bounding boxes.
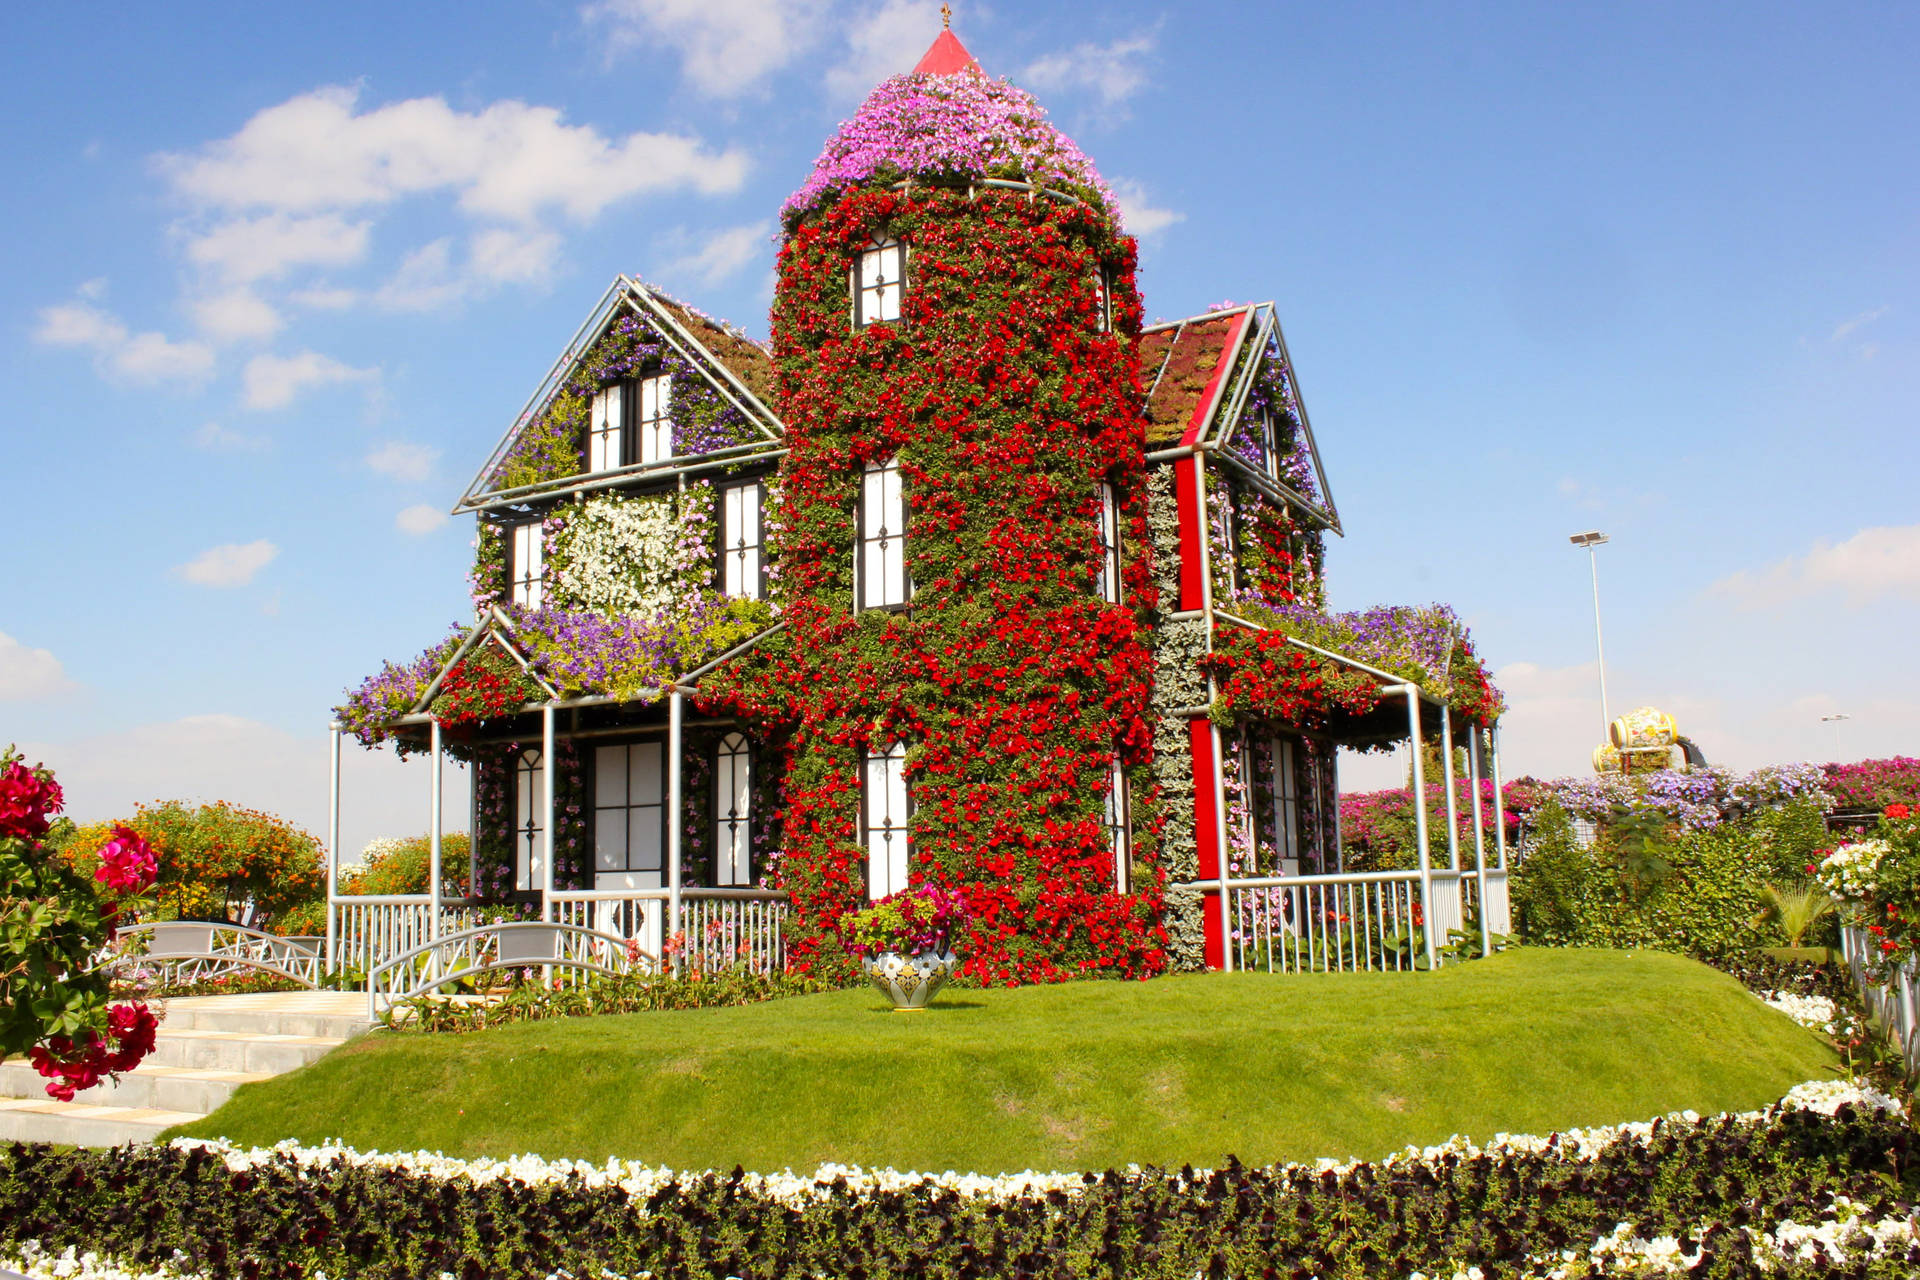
[367,922,653,1019]
[108,922,324,989]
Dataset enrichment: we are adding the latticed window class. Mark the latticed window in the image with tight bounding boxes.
[509,519,545,609]
[857,456,907,610]
[714,733,752,886]
[588,383,625,472]
[864,740,911,900]
[593,742,665,887]
[719,481,764,600]
[513,748,545,892]
[1104,759,1129,892]
[854,234,906,327]
[636,374,673,464]
[1093,481,1122,604]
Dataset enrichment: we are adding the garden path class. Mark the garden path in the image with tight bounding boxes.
[0,993,369,1147]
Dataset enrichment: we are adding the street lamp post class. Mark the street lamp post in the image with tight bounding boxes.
[1820,712,1851,762]
[1569,531,1611,737]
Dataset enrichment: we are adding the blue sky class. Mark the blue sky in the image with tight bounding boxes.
[4,0,1915,846]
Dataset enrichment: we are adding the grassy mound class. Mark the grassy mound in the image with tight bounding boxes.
[169,949,1834,1173]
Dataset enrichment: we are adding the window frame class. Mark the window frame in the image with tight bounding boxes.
[1094,481,1123,604]
[512,748,545,893]
[1090,265,1112,333]
[862,740,912,901]
[636,372,674,466]
[588,381,627,473]
[856,455,909,612]
[852,234,908,329]
[713,732,753,887]
[717,479,766,601]
[1104,758,1130,892]
[508,518,546,610]
[590,741,668,888]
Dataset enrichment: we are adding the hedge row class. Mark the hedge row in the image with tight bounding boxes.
[1,1088,1915,1279]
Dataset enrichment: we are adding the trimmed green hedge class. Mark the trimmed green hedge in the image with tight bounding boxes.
[1511,798,1836,955]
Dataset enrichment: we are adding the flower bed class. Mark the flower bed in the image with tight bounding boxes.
[0,1081,1912,1278]
[1816,804,1920,979]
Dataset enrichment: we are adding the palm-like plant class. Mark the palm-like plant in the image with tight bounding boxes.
[1753,880,1838,948]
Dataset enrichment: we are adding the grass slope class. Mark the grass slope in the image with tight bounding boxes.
[169,949,1834,1174]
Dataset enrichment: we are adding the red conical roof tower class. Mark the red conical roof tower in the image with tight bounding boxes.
[913,19,980,77]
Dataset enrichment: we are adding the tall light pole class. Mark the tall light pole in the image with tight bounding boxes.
[1569,531,1611,736]
[1820,712,1850,762]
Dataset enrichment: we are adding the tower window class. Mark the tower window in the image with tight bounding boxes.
[854,235,906,328]
[719,481,764,600]
[637,374,673,465]
[1256,408,1282,483]
[864,740,911,900]
[714,733,752,886]
[1091,267,1111,333]
[588,383,625,472]
[509,519,545,610]
[1093,481,1122,604]
[857,456,908,610]
[1104,759,1129,892]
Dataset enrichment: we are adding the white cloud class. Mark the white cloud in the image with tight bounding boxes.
[370,229,561,312]
[192,421,268,452]
[15,715,469,861]
[1711,524,1920,610]
[826,0,945,100]
[396,503,450,535]
[372,238,466,312]
[1021,32,1155,111]
[183,211,371,285]
[661,220,772,285]
[1110,178,1184,238]
[289,286,359,310]
[1831,305,1889,343]
[190,287,284,341]
[586,0,825,96]
[34,299,215,384]
[157,84,749,223]
[241,349,377,411]
[367,441,439,483]
[0,632,80,701]
[174,539,279,588]
[469,226,561,285]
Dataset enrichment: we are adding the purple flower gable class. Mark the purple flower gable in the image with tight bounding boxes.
[783,71,1119,224]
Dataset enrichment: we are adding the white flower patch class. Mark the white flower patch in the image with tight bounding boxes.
[1817,838,1890,903]
[1761,990,1845,1036]
[552,492,685,616]
[1,1241,206,1280]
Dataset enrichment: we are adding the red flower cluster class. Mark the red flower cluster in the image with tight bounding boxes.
[93,823,158,894]
[432,648,541,726]
[706,184,1168,984]
[1201,630,1382,729]
[0,758,63,841]
[30,1003,158,1101]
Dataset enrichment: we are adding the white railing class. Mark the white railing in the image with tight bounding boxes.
[331,896,484,978]
[544,887,792,976]
[1840,925,1920,1073]
[1481,869,1512,935]
[107,922,324,989]
[1223,871,1425,973]
[367,922,651,1019]
[1428,871,1465,941]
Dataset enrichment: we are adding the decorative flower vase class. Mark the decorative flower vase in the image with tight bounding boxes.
[862,949,958,1011]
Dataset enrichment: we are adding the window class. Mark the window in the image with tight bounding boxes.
[864,741,910,900]
[637,374,673,465]
[1256,408,1282,483]
[1269,736,1300,874]
[854,234,906,327]
[857,456,908,610]
[1093,482,1122,604]
[509,519,545,609]
[588,383,625,472]
[513,749,545,892]
[714,733,752,886]
[719,481,764,600]
[1090,267,1111,333]
[1104,759,1129,892]
[593,742,665,888]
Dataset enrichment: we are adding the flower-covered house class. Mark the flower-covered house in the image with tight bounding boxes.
[333,24,1508,984]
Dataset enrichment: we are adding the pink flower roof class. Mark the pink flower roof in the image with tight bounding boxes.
[783,35,1118,226]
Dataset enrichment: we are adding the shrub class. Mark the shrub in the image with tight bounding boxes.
[342,833,472,897]
[1815,804,1920,981]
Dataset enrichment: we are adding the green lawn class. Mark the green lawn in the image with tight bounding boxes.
[169,949,1834,1174]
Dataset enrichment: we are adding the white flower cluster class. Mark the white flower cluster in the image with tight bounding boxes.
[1543,1195,1918,1276]
[0,1241,203,1280]
[1817,838,1890,903]
[1762,990,1850,1037]
[551,491,689,617]
[170,1079,1901,1209]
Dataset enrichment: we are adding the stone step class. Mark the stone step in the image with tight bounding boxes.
[0,1060,271,1114]
[145,1027,347,1074]
[158,1006,371,1041]
[0,1096,201,1148]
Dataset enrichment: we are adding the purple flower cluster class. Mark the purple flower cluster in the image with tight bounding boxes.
[335,628,467,752]
[508,597,772,700]
[1553,762,1831,831]
[783,72,1117,224]
[1243,600,1467,690]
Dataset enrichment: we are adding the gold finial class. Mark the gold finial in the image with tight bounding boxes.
[941,3,952,29]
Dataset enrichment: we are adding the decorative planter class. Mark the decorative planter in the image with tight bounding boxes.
[862,949,959,1011]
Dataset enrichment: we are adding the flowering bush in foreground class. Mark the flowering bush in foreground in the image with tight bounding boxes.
[0,1081,1913,1278]
[1817,805,1920,981]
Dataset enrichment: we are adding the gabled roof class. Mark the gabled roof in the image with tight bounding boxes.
[1139,303,1341,532]
[455,277,783,514]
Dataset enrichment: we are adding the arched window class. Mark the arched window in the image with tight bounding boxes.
[857,456,908,610]
[714,733,752,886]
[1104,759,1129,892]
[1093,481,1122,604]
[864,740,911,900]
[513,748,544,892]
[509,519,545,609]
[854,234,906,327]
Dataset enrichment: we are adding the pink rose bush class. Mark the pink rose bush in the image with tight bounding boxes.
[0,746,156,1098]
